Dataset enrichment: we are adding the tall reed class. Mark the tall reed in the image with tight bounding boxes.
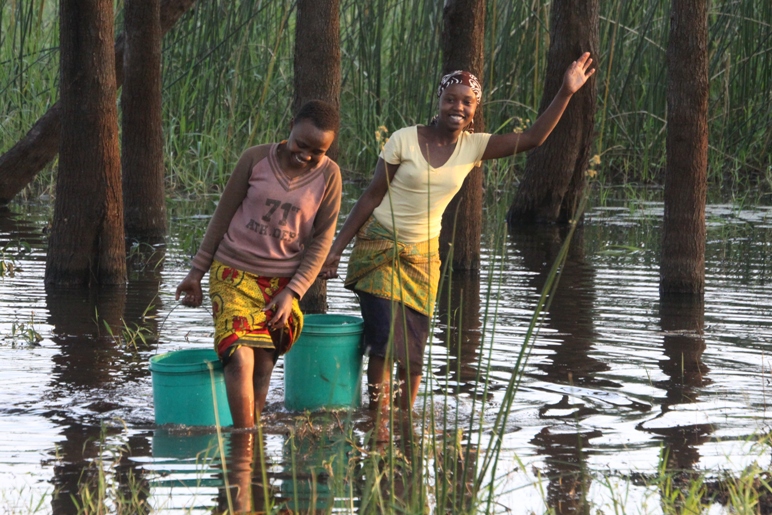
[1,0,769,198]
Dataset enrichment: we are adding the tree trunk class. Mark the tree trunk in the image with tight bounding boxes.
[660,0,708,294]
[293,0,341,314]
[122,0,167,242]
[438,0,486,271]
[45,0,125,287]
[0,0,195,205]
[507,0,598,226]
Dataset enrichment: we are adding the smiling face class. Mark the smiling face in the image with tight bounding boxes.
[282,119,336,173]
[438,83,478,131]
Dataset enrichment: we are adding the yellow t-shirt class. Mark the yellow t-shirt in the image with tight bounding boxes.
[373,125,491,243]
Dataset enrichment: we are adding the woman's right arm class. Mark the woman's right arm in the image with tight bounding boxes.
[176,147,263,305]
[319,158,398,279]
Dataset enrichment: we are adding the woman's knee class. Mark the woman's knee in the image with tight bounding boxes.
[224,346,254,377]
[253,348,275,381]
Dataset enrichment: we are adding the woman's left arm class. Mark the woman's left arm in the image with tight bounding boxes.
[481,52,595,161]
[269,166,343,328]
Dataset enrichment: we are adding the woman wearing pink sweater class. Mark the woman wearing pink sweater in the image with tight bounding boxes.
[177,100,342,428]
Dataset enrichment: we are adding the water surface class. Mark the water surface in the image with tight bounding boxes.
[1,196,771,513]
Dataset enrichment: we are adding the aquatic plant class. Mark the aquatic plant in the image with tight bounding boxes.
[0,240,31,278]
[6,314,43,347]
[0,487,50,515]
[97,303,156,351]
[126,241,165,272]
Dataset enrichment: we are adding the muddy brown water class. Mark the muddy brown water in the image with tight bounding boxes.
[1,197,771,513]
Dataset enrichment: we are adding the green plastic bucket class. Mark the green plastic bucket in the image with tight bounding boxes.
[149,348,233,427]
[284,314,364,411]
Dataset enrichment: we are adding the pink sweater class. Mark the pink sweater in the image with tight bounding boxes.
[192,143,342,298]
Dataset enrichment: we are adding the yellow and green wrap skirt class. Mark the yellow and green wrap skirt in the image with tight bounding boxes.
[344,216,440,370]
[208,259,303,364]
[344,216,440,316]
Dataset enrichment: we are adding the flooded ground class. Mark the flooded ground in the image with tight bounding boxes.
[1,192,772,514]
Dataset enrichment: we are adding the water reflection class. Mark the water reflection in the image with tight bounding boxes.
[432,270,488,511]
[207,424,365,513]
[645,294,712,471]
[3,199,772,512]
[46,286,127,513]
[435,270,483,398]
[510,225,616,392]
[45,250,165,514]
[509,224,606,513]
[216,432,273,513]
[530,427,600,515]
[431,435,478,513]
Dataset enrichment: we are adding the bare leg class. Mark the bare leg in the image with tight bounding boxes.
[367,356,392,442]
[397,369,422,410]
[252,348,276,415]
[224,346,256,428]
[397,368,422,442]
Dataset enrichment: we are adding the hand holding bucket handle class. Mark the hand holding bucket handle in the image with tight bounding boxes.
[176,267,205,307]
[319,250,342,280]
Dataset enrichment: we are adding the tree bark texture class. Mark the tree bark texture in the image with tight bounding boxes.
[46,0,126,286]
[0,0,195,205]
[293,0,341,161]
[122,0,167,242]
[507,0,598,226]
[438,0,485,271]
[660,0,708,294]
[293,0,341,314]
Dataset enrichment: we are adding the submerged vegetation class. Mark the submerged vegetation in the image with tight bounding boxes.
[1,0,770,198]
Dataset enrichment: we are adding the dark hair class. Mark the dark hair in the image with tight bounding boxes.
[293,99,340,133]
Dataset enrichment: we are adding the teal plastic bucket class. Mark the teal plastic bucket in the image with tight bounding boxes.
[284,314,364,411]
[149,348,233,427]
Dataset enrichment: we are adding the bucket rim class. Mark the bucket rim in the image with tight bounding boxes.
[302,313,364,332]
[303,314,363,321]
[149,348,222,373]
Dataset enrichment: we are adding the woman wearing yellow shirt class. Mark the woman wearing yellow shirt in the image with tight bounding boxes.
[320,53,595,434]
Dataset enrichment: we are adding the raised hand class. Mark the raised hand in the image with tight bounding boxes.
[562,52,595,95]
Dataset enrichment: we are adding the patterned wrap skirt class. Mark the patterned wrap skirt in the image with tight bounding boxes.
[344,216,440,316]
[208,259,303,364]
[344,216,440,369]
